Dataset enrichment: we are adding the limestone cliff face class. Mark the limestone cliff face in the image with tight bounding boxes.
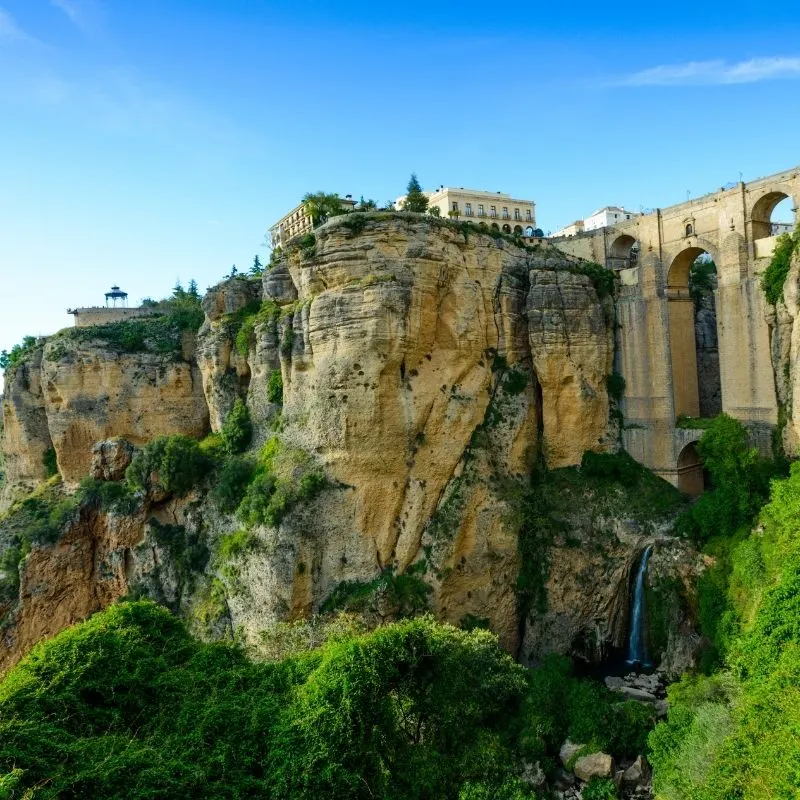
[768,251,800,454]
[0,345,53,508]
[0,332,209,498]
[190,216,615,653]
[2,215,627,668]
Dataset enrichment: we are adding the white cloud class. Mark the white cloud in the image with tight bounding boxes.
[615,57,800,87]
[0,7,40,44]
[50,0,103,36]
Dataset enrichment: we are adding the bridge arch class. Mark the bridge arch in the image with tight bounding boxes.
[677,441,705,497]
[666,246,722,419]
[608,234,638,270]
[751,190,797,240]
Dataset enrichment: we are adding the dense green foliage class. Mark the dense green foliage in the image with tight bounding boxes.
[210,456,257,513]
[302,192,345,226]
[221,398,253,454]
[650,457,800,798]
[677,415,778,543]
[0,336,38,373]
[126,435,211,497]
[320,569,431,617]
[0,486,79,602]
[234,438,325,528]
[761,227,799,305]
[267,369,284,404]
[0,602,658,799]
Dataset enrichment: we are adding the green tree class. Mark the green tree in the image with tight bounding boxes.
[250,255,264,277]
[428,205,441,217]
[402,174,429,213]
[302,192,344,227]
[221,397,253,454]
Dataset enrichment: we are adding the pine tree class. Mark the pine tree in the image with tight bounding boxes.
[403,174,429,213]
[250,255,264,276]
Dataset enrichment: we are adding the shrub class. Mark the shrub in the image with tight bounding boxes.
[0,336,39,372]
[221,398,252,454]
[77,477,138,514]
[236,438,325,528]
[126,435,210,497]
[761,228,799,305]
[267,369,283,404]
[677,414,778,542]
[582,777,618,800]
[0,490,80,599]
[210,457,256,514]
[42,447,58,478]
[321,570,431,617]
[217,529,258,563]
[605,372,625,402]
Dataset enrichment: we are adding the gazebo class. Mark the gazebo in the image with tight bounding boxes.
[104,286,128,308]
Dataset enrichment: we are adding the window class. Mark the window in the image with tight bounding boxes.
[626,214,631,220]
[514,208,521,220]
[502,207,509,219]
[490,205,497,217]
[478,204,485,216]
[452,202,459,211]
[525,209,532,221]
[465,203,472,216]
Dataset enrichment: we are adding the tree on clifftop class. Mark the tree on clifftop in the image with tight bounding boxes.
[302,192,344,227]
[402,174,429,213]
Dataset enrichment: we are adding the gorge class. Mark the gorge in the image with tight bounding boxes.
[1,211,799,799]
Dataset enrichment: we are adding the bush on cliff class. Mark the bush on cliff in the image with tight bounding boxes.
[677,414,777,543]
[236,437,325,528]
[650,459,800,799]
[761,226,799,305]
[221,397,253,454]
[126,435,210,497]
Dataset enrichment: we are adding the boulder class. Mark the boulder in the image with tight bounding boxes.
[623,755,651,787]
[520,761,546,790]
[90,439,135,482]
[573,752,614,782]
[559,740,584,767]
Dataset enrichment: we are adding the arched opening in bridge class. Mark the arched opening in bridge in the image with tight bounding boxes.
[676,442,705,497]
[513,225,523,235]
[608,234,639,270]
[667,248,722,420]
[752,192,797,240]
[502,224,511,233]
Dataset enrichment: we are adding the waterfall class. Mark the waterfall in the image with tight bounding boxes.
[626,545,654,668]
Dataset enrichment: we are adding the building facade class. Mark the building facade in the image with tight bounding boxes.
[396,187,537,235]
[552,220,585,238]
[583,206,640,232]
[269,196,357,250]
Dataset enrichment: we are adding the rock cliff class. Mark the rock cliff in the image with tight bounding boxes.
[1,214,694,673]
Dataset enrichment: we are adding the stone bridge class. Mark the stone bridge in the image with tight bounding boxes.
[553,166,800,494]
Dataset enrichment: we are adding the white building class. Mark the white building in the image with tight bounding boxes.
[552,220,585,238]
[583,206,640,232]
[396,187,537,235]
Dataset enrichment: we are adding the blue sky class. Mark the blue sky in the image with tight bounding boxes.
[1,0,799,380]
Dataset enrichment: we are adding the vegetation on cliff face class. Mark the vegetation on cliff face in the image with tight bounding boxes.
[649,419,800,799]
[0,601,654,799]
[676,414,780,544]
[761,226,799,305]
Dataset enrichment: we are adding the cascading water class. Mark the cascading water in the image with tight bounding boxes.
[626,544,654,669]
